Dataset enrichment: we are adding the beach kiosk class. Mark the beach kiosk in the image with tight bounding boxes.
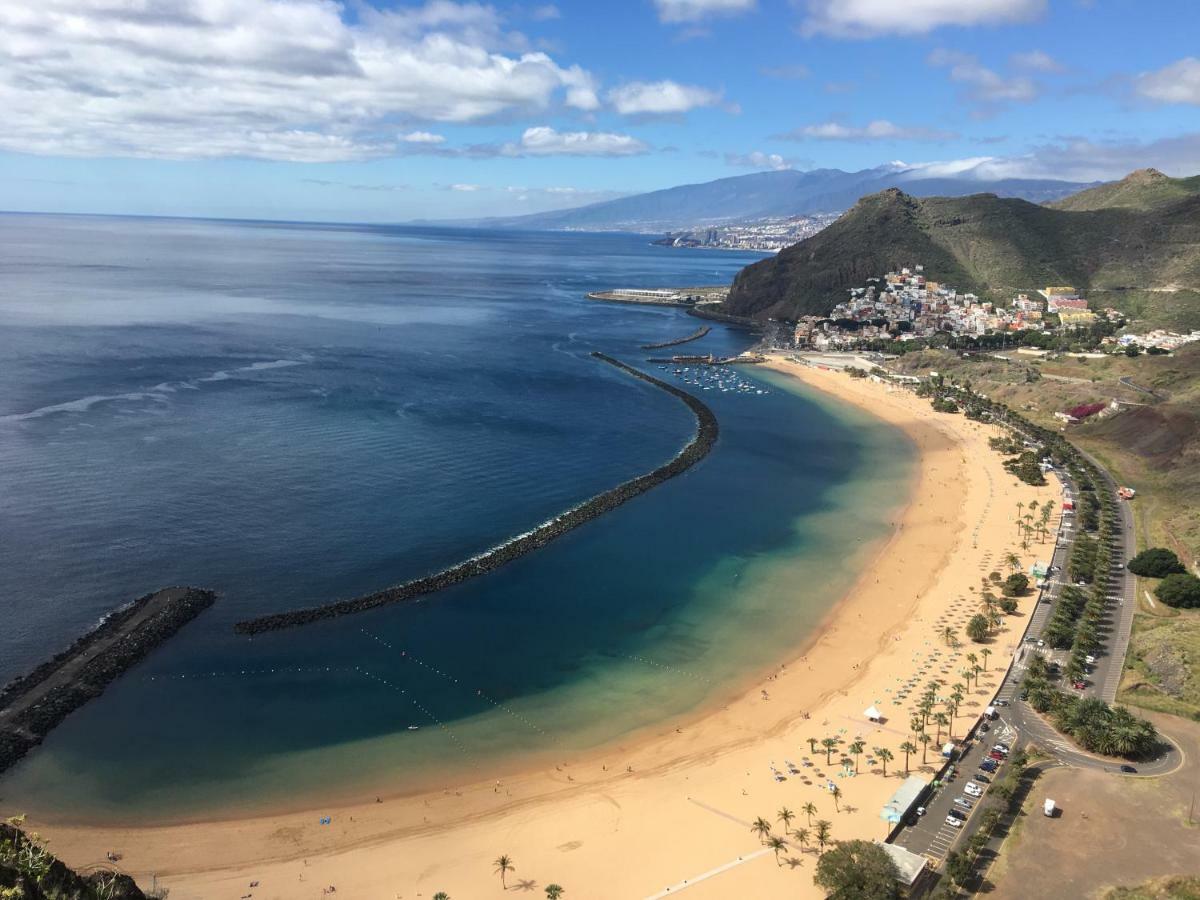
[864,705,883,723]
[880,775,928,827]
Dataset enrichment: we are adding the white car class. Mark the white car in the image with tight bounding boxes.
[964,783,983,797]
[945,815,963,828]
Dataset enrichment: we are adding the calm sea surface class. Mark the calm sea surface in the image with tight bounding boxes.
[0,214,913,822]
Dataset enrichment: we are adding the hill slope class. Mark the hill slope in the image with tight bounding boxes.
[471,166,1089,232]
[1050,168,1200,212]
[725,186,1200,320]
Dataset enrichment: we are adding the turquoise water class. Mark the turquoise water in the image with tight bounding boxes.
[0,214,913,822]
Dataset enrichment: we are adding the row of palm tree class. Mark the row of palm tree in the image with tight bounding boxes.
[751,808,836,865]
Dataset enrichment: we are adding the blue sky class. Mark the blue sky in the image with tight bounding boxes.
[2,0,1199,221]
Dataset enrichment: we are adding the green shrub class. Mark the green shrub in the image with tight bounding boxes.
[1128,548,1186,578]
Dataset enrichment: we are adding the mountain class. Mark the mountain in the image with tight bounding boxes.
[724,180,1200,321]
[1049,168,1200,212]
[474,166,1091,232]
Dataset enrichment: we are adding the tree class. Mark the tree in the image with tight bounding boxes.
[848,740,866,774]
[778,807,795,831]
[802,802,818,826]
[813,839,900,899]
[1003,572,1030,597]
[751,816,773,842]
[933,712,949,744]
[1156,574,1200,609]
[814,820,833,853]
[545,888,565,900]
[875,747,894,776]
[899,741,917,775]
[941,625,958,647]
[494,855,515,890]
[1127,548,1186,577]
[767,835,788,866]
[1005,551,1022,573]
[945,850,974,887]
[821,737,840,765]
[919,731,931,763]
[830,784,842,812]
[807,737,820,755]
[433,894,450,900]
[791,827,811,852]
[966,614,990,642]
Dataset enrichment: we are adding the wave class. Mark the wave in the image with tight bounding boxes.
[2,359,307,422]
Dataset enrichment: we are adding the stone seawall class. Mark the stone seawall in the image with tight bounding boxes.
[0,587,215,776]
[233,352,719,635]
[640,326,710,350]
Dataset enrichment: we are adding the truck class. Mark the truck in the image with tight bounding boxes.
[985,705,998,720]
[1043,798,1057,817]
[942,742,957,760]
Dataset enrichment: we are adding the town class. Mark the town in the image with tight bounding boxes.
[790,265,1200,354]
[652,213,841,253]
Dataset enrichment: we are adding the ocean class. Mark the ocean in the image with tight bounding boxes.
[0,213,913,822]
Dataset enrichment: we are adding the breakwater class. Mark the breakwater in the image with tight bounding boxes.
[686,305,760,330]
[640,326,710,350]
[233,352,720,635]
[0,587,215,776]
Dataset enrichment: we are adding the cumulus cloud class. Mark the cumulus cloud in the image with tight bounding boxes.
[1136,58,1200,105]
[608,80,725,115]
[928,49,1039,105]
[401,131,447,144]
[502,126,649,156]
[654,0,756,23]
[780,120,958,142]
[725,151,792,170]
[1010,50,1064,73]
[0,0,601,161]
[906,132,1200,182]
[799,0,1045,37]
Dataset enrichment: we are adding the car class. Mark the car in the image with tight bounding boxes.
[1072,680,1087,690]
[973,774,991,784]
[980,722,990,733]
[995,699,1010,707]
[964,784,983,797]
[1085,655,1097,665]
[954,797,974,810]
[945,815,963,828]
[947,809,967,821]
[989,751,1005,761]
[980,761,998,773]
[993,743,1010,754]
[1120,765,1138,774]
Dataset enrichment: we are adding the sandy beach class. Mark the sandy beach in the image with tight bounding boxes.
[19,356,1061,900]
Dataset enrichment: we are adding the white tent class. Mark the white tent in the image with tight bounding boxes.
[864,705,882,722]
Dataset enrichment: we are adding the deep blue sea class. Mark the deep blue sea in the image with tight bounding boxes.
[0,213,913,822]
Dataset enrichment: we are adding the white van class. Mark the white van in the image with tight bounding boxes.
[1043,799,1056,817]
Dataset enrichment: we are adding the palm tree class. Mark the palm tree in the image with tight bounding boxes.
[1006,551,1021,573]
[767,835,788,866]
[806,737,819,755]
[751,816,773,842]
[545,885,565,900]
[848,740,866,774]
[961,667,975,691]
[981,648,992,671]
[778,807,795,831]
[919,731,932,763]
[933,712,949,744]
[433,894,450,900]
[966,652,978,671]
[815,820,833,853]
[830,784,842,812]
[875,747,894,776]
[821,736,839,765]
[790,827,810,852]
[802,802,818,826]
[941,625,958,647]
[494,855,515,890]
[1015,503,1024,536]
[899,741,918,775]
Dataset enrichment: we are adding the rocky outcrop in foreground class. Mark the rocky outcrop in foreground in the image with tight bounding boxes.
[234,352,719,634]
[1,820,147,899]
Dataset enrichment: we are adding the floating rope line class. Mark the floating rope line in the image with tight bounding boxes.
[356,665,476,767]
[620,653,715,686]
[361,628,552,740]
[146,665,359,682]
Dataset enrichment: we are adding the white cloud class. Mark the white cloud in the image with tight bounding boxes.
[530,4,561,20]
[1136,58,1200,105]
[401,131,447,144]
[725,151,792,170]
[1010,50,1064,73]
[0,0,601,161]
[503,126,649,156]
[448,183,485,191]
[928,49,1039,104]
[654,0,756,23]
[608,80,725,115]
[799,0,1045,38]
[782,119,958,142]
[904,132,1200,182]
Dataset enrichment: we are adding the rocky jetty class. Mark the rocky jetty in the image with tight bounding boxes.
[640,325,710,350]
[234,352,719,634]
[0,587,215,776]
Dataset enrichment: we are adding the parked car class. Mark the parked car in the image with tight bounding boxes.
[973,774,991,784]
[964,783,983,797]
[947,809,967,821]
[993,743,1010,754]
[988,750,1006,761]
[945,815,963,828]
[1072,680,1087,690]
[995,699,1010,707]
[1085,655,1097,665]
[980,760,998,773]
[1120,765,1138,774]
[954,797,974,809]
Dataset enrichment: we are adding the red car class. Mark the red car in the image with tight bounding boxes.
[988,750,1005,761]
[1072,680,1087,690]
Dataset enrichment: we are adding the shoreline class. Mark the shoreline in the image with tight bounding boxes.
[17,356,1056,899]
